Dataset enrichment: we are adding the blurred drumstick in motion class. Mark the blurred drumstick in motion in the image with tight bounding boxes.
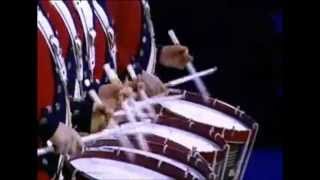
[38,125,130,156]
[103,64,150,152]
[113,94,184,117]
[165,66,218,87]
[37,94,184,156]
[104,63,121,84]
[127,64,156,119]
[168,29,211,102]
[84,79,136,161]
[121,101,150,151]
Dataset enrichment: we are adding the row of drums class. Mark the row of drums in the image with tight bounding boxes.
[62,89,259,180]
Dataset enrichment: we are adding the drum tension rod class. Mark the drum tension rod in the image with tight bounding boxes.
[212,99,217,106]
[157,160,163,169]
[231,126,236,137]
[162,144,168,154]
[164,138,169,145]
[116,148,121,157]
[187,147,198,162]
[208,172,216,180]
[194,157,202,167]
[184,168,190,179]
[209,127,215,137]
[71,169,79,180]
[235,105,241,116]
[188,120,194,129]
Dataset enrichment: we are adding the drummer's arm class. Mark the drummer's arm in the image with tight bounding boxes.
[70,97,94,133]
[38,112,60,142]
[70,81,111,134]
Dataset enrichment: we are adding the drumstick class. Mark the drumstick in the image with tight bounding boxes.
[168,29,210,102]
[38,126,123,156]
[121,100,150,152]
[104,64,149,119]
[103,64,150,152]
[103,63,121,84]
[37,94,184,156]
[84,79,136,160]
[37,122,137,161]
[165,67,218,87]
[127,64,156,119]
[126,64,138,80]
[113,94,184,117]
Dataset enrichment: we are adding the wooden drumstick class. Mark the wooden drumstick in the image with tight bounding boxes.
[168,29,211,102]
[38,127,124,156]
[126,64,138,80]
[103,63,121,84]
[126,64,156,119]
[85,80,136,160]
[165,67,218,87]
[36,94,184,156]
[103,65,151,152]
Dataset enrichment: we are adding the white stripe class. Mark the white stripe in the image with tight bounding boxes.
[50,1,78,39]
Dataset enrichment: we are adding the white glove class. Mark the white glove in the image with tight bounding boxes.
[49,122,84,155]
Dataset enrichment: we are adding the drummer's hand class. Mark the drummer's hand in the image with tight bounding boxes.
[49,122,84,155]
[159,45,193,70]
[90,103,114,133]
[139,71,167,97]
[91,83,135,130]
[98,83,124,110]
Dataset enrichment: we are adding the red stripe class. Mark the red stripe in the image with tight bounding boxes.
[65,1,85,43]
[37,30,55,120]
[106,0,142,73]
[39,1,70,58]
[94,18,107,80]
[37,169,50,180]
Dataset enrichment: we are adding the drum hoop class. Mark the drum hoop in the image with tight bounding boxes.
[72,0,96,80]
[64,139,214,180]
[141,0,157,74]
[37,6,70,121]
[50,1,84,88]
[91,0,117,70]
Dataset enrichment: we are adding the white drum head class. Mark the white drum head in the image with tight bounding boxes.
[71,158,172,180]
[160,100,248,131]
[112,122,220,152]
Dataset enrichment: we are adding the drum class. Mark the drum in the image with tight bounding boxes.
[155,89,259,180]
[110,122,229,178]
[63,138,215,180]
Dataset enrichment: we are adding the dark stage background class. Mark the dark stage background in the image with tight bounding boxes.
[149,1,284,179]
[149,0,284,148]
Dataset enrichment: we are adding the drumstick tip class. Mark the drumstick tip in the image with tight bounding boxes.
[84,79,91,87]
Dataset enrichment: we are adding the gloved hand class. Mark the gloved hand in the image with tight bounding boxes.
[139,71,167,97]
[49,122,84,155]
[90,82,136,132]
[159,45,193,70]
